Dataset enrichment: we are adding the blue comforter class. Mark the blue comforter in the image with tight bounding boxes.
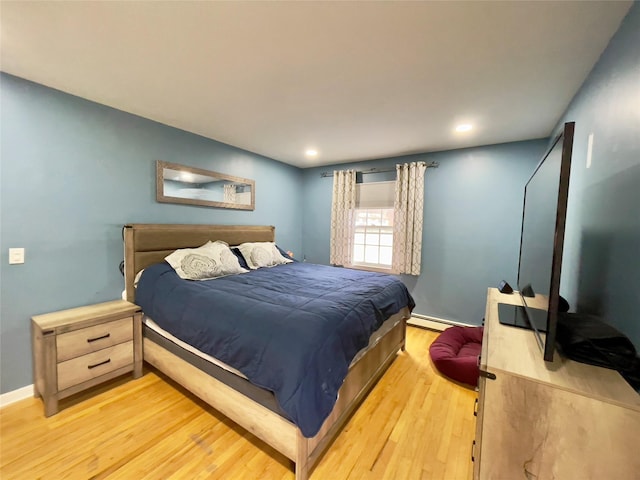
[136,261,414,437]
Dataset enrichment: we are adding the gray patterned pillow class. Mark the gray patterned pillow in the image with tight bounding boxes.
[236,242,293,270]
[165,241,248,280]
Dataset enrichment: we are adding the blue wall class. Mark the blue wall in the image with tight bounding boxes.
[552,3,640,349]
[0,74,303,393]
[301,140,547,325]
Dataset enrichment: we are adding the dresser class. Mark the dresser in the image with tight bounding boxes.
[473,288,640,479]
[31,300,142,416]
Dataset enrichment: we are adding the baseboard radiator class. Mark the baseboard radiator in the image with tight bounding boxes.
[408,314,475,332]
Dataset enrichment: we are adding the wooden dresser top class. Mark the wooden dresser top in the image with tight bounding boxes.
[483,288,640,409]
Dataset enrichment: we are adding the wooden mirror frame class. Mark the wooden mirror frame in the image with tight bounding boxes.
[156,160,255,211]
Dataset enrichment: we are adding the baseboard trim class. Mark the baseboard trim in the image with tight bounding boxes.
[0,384,34,408]
[408,314,475,332]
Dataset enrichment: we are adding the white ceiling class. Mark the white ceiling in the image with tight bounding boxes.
[0,1,631,168]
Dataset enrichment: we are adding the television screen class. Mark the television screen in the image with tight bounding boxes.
[499,122,574,362]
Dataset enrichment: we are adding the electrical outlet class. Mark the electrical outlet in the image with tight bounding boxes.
[9,248,25,264]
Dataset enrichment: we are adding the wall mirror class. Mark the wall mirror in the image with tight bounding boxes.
[156,160,255,211]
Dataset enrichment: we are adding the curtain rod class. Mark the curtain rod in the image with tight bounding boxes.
[320,161,438,178]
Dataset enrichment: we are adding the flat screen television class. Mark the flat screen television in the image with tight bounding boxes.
[498,122,575,362]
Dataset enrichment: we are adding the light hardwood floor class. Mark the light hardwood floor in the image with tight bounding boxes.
[0,327,476,479]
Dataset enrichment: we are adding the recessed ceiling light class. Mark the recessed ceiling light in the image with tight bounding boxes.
[455,124,473,132]
[305,149,318,157]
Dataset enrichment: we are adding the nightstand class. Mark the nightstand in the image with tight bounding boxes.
[31,300,142,416]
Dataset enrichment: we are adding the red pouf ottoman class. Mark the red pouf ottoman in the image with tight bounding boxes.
[429,326,484,387]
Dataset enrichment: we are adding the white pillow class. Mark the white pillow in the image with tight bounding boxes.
[165,241,248,280]
[134,269,145,288]
[236,242,293,269]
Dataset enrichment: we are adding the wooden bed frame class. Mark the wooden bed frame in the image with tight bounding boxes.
[123,224,409,479]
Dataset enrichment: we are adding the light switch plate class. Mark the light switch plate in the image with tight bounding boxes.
[9,248,25,264]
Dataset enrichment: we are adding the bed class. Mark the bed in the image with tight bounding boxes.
[123,224,413,479]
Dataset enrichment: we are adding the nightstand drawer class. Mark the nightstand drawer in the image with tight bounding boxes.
[57,317,133,362]
[57,341,134,391]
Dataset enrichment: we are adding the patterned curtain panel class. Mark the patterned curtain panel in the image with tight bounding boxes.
[223,184,236,203]
[392,162,426,275]
[330,169,356,266]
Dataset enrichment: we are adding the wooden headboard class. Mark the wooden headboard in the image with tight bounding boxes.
[123,224,275,303]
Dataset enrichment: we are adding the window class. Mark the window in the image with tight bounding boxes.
[352,208,394,269]
[331,163,425,275]
[351,181,395,270]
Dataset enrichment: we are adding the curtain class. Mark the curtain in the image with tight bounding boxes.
[223,184,236,203]
[329,169,356,266]
[392,162,426,275]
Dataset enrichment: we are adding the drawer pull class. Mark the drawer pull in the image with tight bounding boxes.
[474,398,478,416]
[471,440,476,462]
[479,369,496,380]
[87,333,110,343]
[87,359,111,369]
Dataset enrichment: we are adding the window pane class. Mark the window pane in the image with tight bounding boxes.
[379,246,393,265]
[381,210,394,226]
[354,232,365,244]
[364,233,379,245]
[353,245,365,262]
[364,246,379,264]
[380,234,393,246]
